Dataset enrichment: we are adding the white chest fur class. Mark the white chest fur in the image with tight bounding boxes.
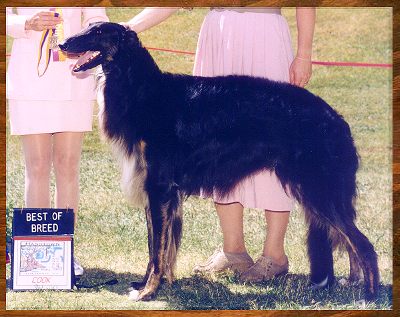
[109,141,149,209]
[97,71,148,209]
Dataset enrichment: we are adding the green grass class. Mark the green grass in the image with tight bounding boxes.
[6,7,392,310]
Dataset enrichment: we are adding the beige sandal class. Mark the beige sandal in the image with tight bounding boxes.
[239,255,289,282]
[193,248,254,274]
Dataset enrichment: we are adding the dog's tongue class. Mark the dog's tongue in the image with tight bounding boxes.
[75,51,96,68]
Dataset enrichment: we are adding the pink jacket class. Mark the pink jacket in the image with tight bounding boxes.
[6,7,109,101]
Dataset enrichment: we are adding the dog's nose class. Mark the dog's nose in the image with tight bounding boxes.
[58,43,67,51]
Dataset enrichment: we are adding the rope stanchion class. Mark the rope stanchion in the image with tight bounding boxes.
[6,50,392,69]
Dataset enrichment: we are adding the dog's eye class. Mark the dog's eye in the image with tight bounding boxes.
[96,30,102,35]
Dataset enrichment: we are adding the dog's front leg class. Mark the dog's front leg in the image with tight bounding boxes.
[130,183,180,301]
[130,206,154,290]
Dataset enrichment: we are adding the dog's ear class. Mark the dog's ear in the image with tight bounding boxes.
[123,29,141,48]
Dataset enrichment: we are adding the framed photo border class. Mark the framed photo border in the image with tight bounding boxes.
[1,1,398,316]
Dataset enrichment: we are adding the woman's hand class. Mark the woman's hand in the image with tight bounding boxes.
[289,56,312,87]
[292,7,315,87]
[25,11,63,31]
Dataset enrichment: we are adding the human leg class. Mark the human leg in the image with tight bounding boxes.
[217,202,247,253]
[240,210,290,282]
[193,202,253,273]
[263,210,290,264]
[53,132,84,275]
[52,132,84,223]
[21,134,52,207]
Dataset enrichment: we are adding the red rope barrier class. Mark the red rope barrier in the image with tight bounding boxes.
[5,50,392,68]
[146,46,195,56]
[311,60,392,68]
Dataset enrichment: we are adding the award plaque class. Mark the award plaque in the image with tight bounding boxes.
[11,208,75,290]
[12,236,73,290]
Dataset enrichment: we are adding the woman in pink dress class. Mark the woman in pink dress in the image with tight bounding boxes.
[6,7,109,276]
[125,7,315,281]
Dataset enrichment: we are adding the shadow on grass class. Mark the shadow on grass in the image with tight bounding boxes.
[8,268,391,310]
[72,268,142,296]
[158,274,392,310]
[73,268,392,310]
[5,268,142,297]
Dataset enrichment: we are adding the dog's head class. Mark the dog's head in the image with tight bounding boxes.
[59,22,133,72]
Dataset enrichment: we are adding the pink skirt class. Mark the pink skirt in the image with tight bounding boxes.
[194,9,295,211]
[9,100,94,135]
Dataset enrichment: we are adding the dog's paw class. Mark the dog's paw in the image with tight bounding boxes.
[309,276,329,291]
[338,278,348,286]
[129,289,155,301]
[348,274,364,285]
[129,289,141,301]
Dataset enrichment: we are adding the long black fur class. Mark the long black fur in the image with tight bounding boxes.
[60,22,379,301]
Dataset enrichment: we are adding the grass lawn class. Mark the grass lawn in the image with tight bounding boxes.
[5,7,393,310]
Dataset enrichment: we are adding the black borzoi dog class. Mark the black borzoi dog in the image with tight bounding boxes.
[60,22,379,301]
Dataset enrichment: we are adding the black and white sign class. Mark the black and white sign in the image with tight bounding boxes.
[12,208,74,290]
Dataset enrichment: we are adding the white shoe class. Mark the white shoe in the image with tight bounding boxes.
[74,259,84,276]
[193,248,254,274]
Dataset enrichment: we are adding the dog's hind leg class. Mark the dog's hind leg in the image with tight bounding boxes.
[305,203,379,300]
[131,184,183,301]
[307,218,335,289]
[306,212,364,289]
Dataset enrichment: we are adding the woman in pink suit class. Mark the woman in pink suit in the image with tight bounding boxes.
[6,7,109,276]
[125,7,315,282]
